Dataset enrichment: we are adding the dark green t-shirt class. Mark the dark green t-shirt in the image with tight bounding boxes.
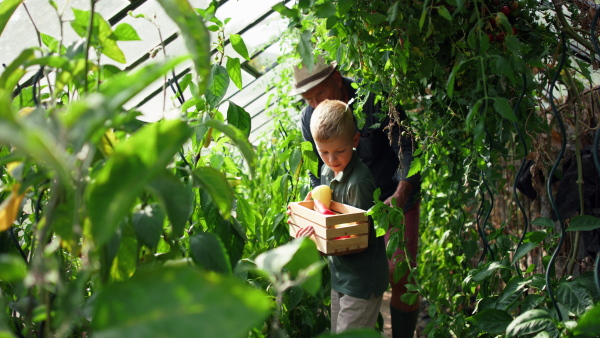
[322,150,389,300]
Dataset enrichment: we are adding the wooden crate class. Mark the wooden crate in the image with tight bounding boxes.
[288,200,369,255]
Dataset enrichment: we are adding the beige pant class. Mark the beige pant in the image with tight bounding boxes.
[330,290,383,333]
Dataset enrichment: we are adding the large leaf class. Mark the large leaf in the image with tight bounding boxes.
[493,97,518,122]
[512,242,537,264]
[496,276,527,310]
[204,119,256,177]
[147,172,192,238]
[505,309,554,337]
[87,119,192,247]
[0,93,72,185]
[158,0,210,95]
[92,266,271,338]
[229,34,250,61]
[555,280,595,316]
[189,232,232,275]
[0,0,23,38]
[301,141,319,178]
[132,204,165,250]
[64,56,188,145]
[0,254,27,282]
[466,309,513,334]
[0,48,35,91]
[205,64,229,109]
[226,101,251,138]
[297,30,313,72]
[255,238,325,295]
[192,166,234,219]
[470,261,508,282]
[572,303,600,337]
[71,8,126,63]
[567,215,600,232]
[111,23,141,41]
[225,56,243,90]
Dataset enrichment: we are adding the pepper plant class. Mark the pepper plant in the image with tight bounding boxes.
[273,0,600,336]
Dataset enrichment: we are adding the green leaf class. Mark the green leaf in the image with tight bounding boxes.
[147,172,192,238]
[110,222,137,281]
[466,309,512,334]
[190,232,232,275]
[40,33,66,54]
[387,2,400,23]
[437,6,452,21]
[567,215,600,231]
[301,141,319,178]
[255,238,324,295]
[365,12,387,26]
[0,254,27,282]
[226,101,251,138]
[92,266,271,338]
[512,242,537,264]
[229,34,250,61]
[419,0,430,30]
[506,309,554,337]
[472,261,508,282]
[447,61,463,98]
[297,30,314,72]
[71,8,126,63]
[555,281,595,316]
[132,204,165,250]
[225,56,243,90]
[523,231,548,244]
[497,276,527,310]
[111,23,141,41]
[407,157,421,178]
[204,119,256,177]
[272,3,297,19]
[192,166,234,218]
[0,96,72,185]
[158,0,210,95]
[493,97,518,122]
[314,2,336,18]
[0,0,23,37]
[466,99,483,130]
[87,119,192,247]
[0,48,35,92]
[65,56,188,143]
[531,217,554,228]
[337,0,353,16]
[573,303,600,337]
[205,64,229,109]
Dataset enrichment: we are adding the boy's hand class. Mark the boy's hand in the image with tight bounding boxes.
[287,191,316,238]
[295,226,314,238]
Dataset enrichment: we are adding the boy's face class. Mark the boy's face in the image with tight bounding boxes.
[314,132,359,177]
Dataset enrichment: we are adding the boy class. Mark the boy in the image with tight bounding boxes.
[295,99,389,333]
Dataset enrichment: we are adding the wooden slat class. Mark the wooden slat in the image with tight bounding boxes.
[288,201,368,228]
[289,223,368,255]
[330,201,368,217]
[289,213,367,239]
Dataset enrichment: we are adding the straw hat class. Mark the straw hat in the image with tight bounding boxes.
[291,55,337,95]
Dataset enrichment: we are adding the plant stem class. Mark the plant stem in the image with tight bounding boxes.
[84,0,96,94]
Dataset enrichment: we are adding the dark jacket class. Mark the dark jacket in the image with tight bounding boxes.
[300,77,420,211]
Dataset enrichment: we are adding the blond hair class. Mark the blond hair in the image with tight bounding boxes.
[310,100,355,142]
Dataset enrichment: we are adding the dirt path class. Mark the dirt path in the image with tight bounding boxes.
[380,291,428,338]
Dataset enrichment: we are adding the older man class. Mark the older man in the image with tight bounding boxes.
[292,55,421,338]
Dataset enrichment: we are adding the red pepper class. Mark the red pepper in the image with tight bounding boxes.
[314,199,335,215]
